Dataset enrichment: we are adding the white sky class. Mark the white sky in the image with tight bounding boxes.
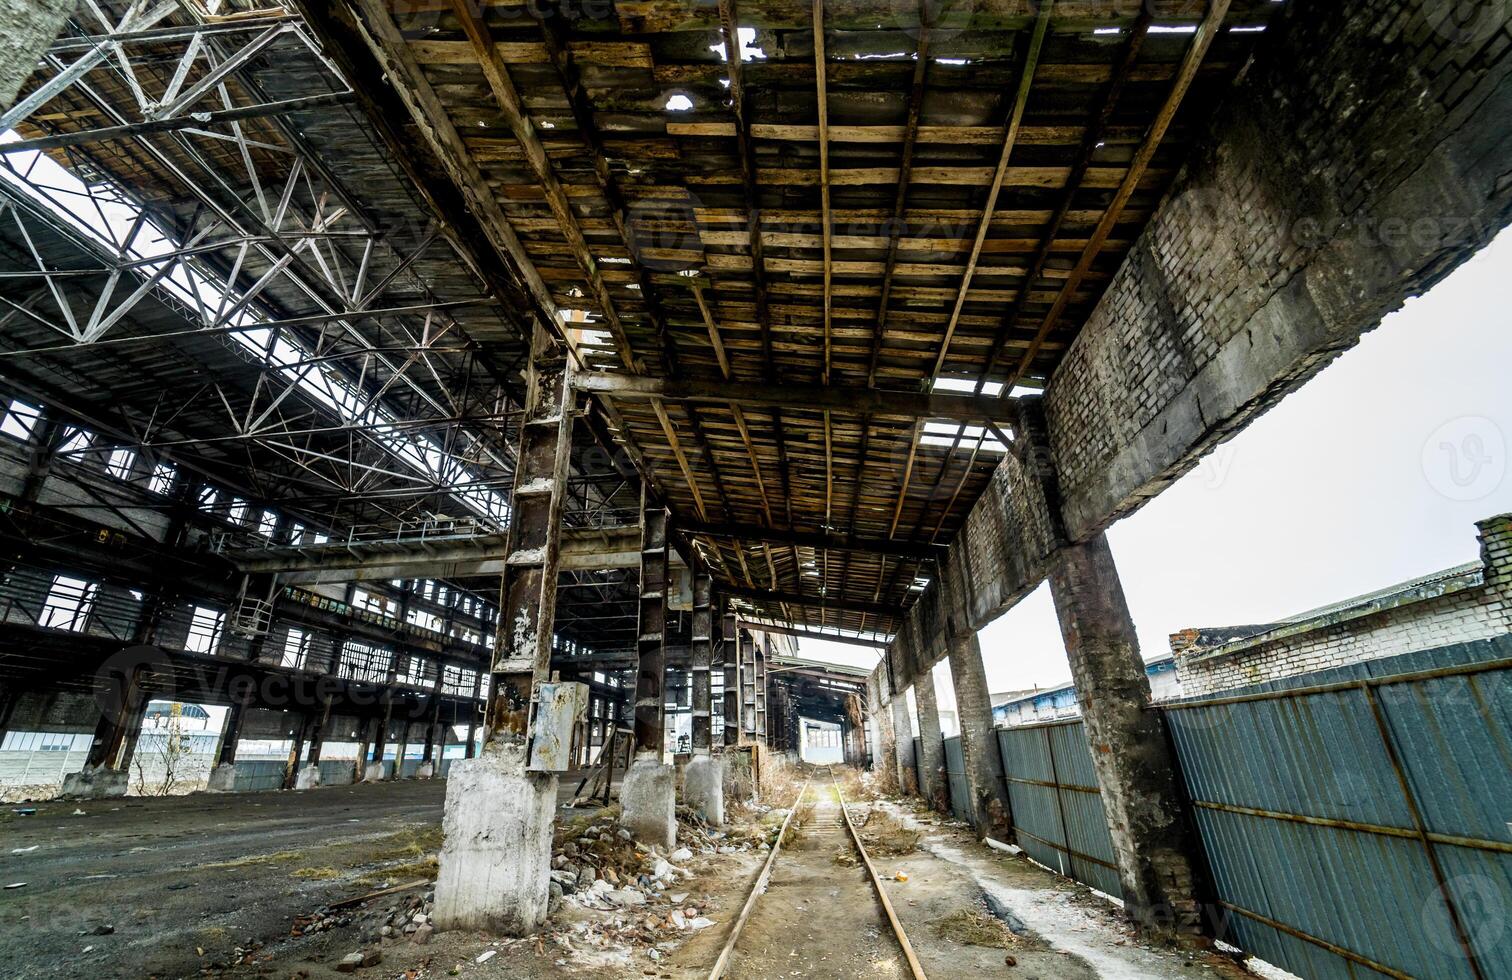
[798,227,1512,692]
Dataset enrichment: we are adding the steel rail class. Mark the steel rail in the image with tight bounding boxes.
[833,773,930,980]
[707,777,812,979]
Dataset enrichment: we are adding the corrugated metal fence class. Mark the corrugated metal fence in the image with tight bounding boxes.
[977,637,1512,980]
[942,735,973,823]
[996,719,1122,898]
[1165,639,1512,980]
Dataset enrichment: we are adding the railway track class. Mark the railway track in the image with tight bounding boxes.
[708,769,928,980]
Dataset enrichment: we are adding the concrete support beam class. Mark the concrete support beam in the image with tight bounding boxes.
[64,660,146,799]
[947,630,1011,839]
[207,690,248,793]
[912,667,946,812]
[621,493,675,848]
[0,0,72,112]
[889,696,915,794]
[435,325,575,935]
[1048,532,1201,935]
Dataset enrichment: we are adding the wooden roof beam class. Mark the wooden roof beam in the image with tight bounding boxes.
[1007,0,1233,387]
[928,0,1052,383]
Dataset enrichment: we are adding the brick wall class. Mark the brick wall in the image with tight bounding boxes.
[1047,0,1512,541]
[1176,515,1512,695]
[875,0,1512,701]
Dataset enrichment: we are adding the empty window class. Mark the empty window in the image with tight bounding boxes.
[280,628,309,669]
[0,400,42,440]
[185,605,224,654]
[197,486,219,511]
[57,426,94,456]
[105,448,136,479]
[406,608,443,633]
[255,509,278,538]
[40,575,97,632]
[149,462,176,495]
[226,498,248,525]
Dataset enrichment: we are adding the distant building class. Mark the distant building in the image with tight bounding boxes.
[990,656,1181,727]
[1172,514,1512,696]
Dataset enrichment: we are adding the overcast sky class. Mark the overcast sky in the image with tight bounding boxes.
[798,228,1512,693]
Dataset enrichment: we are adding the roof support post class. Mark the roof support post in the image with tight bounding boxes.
[620,491,677,847]
[690,557,713,756]
[722,610,739,749]
[485,323,576,749]
[912,663,946,811]
[946,628,1011,840]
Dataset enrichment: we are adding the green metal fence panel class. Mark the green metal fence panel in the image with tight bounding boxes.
[996,719,1122,899]
[1166,636,1512,980]
[943,735,972,822]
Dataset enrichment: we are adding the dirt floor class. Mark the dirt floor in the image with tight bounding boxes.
[678,784,909,980]
[0,776,1267,980]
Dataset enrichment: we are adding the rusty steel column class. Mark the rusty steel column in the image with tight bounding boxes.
[486,323,576,749]
[630,493,669,755]
[754,635,768,742]
[619,491,677,846]
[690,557,713,754]
[721,611,739,748]
[433,324,575,934]
[740,628,756,738]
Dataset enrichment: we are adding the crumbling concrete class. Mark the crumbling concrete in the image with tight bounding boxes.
[619,752,676,849]
[361,761,386,783]
[414,760,435,779]
[59,765,128,800]
[1048,533,1201,935]
[0,0,72,111]
[912,668,946,811]
[432,741,556,934]
[205,763,238,793]
[682,753,723,826]
[294,764,321,790]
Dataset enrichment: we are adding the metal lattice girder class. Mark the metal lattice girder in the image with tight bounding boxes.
[632,494,669,754]
[690,552,713,753]
[487,323,575,739]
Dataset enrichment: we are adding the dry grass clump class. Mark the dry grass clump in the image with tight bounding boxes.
[203,849,305,870]
[355,855,438,887]
[291,866,342,880]
[932,908,1016,949]
[856,807,921,857]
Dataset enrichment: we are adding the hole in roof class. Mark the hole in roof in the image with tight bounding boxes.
[932,376,1004,397]
[1093,26,1121,34]
[665,93,694,111]
[1150,24,1198,33]
[539,120,555,129]
[934,57,968,65]
[709,27,765,63]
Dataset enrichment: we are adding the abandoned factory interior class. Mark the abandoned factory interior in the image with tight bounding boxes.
[0,0,1509,978]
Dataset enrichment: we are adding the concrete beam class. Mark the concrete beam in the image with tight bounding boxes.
[233,525,643,583]
[0,0,73,112]
[572,371,1020,425]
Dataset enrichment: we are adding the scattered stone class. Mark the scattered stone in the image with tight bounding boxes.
[82,924,114,936]
[669,847,692,862]
[411,925,433,945]
[335,953,365,973]
[607,888,647,907]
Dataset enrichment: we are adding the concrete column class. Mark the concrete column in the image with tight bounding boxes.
[947,630,1011,839]
[296,697,331,790]
[913,667,946,812]
[282,713,311,789]
[889,695,916,794]
[684,568,723,825]
[207,690,248,792]
[1047,532,1201,935]
[417,693,443,778]
[434,322,574,935]
[362,707,391,782]
[389,720,411,780]
[63,661,146,799]
[620,495,676,848]
[0,1,73,113]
